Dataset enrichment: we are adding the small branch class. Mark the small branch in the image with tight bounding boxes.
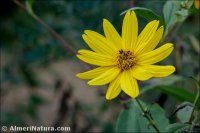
[13,0,27,10]
[13,0,77,55]
[13,0,91,69]
[135,98,160,133]
[34,15,77,55]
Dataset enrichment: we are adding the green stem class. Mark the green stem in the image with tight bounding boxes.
[189,78,200,123]
[135,98,160,133]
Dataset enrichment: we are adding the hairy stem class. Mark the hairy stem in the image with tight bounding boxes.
[135,98,160,133]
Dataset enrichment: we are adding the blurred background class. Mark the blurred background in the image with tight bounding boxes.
[0,0,199,132]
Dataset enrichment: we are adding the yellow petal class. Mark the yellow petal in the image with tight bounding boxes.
[103,19,122,49]
[141,65,175,77]
[77,50,116,66]
[88,67,120,85]
[137,43,174,65]
[135,20,159,51]
[122,10,138,50]
[130,66,152,81]
[135,26,164,55]
[120,70,139,98]
[82,34,104,54]
[76,66,113,79]
[194,0,200,9]
[84,30,118,56]
[106,74,122,100]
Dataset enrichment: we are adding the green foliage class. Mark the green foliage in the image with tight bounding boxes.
[1,111,24,126]
[141,85,195,102]
[163,0,194,37]
[176,102,193,123]
[25,0,34,15]
[1,94,44,126]
[121,7,164,25]
[163,0,180,34]
[116,100,169,132]
[102,122,114,133]
[27,94,44,118]
[165,123,191,133]
[191,77,200,110]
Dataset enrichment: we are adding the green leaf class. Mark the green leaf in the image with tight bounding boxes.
[140,76,195,102]
[121,7,164,26]
[149,104,170,131]
[177,102,193,123]
[163,0,181,37]
[165,123,191,133]
[147,75,183,86]
[163,0,194,37]
[25,0,34,15]
[116,100,169,132]
[140,85,195,102]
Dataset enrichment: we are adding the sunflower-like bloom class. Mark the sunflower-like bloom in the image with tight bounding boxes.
[76,11,175,100]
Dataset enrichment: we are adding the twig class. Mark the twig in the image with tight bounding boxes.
[13,0,27,10]
[13,0,92,69]
[13,0,77,55]
[135,98,160,133]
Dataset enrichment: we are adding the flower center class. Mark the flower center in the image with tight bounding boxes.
[117,49,136,71]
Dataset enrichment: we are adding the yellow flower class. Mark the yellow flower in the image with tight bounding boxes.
[194,0,200,9]
[76,11,175,100]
